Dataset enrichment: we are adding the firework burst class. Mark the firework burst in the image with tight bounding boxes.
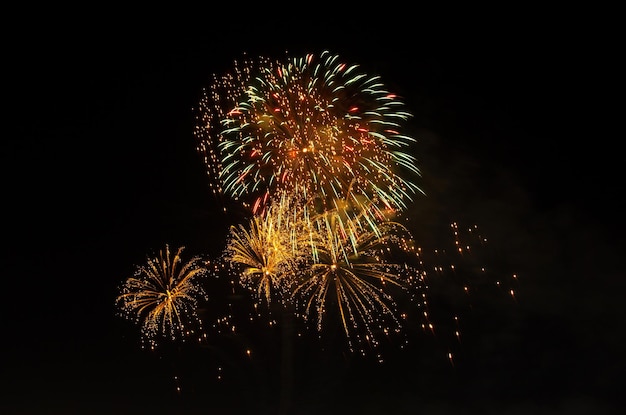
[292,210,423,352]
[223,194,307,305]
[194,50,423,225]
[115,244,209,348]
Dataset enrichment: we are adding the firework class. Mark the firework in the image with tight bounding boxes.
[115,244,209,348]
[223,194,306,305]
[194,50,423,225]
[194,51,518,358]
[194,50,427,353]
[292,209,423,352]
[221,189,424,352]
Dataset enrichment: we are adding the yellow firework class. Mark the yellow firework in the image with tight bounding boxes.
[293,210,419,351]
[115,244,208,348]
[223,194,309,305]
[219,189,424,351]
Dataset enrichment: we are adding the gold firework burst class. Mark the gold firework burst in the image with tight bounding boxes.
[293,210,419,351]
[115,244,208,348]
[223,194,309,305]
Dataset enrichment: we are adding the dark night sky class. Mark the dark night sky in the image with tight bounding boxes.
[2,10,623,415]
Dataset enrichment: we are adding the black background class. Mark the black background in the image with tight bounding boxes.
[3,8,623,414]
